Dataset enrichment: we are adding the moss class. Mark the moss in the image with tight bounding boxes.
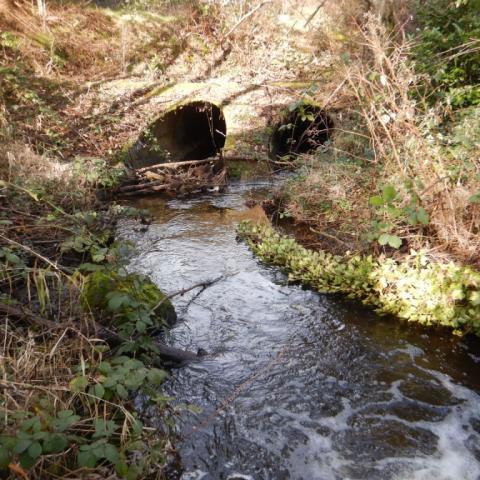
[238,222,480,336]
[82,270,176,328]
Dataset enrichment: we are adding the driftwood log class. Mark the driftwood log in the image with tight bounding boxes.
[0,303,201,364]
[117,157,227,197]
[116,156,265,197]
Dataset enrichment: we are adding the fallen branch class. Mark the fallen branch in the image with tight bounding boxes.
[224,1,272,38]
[118,179,169,193]
[118,181,225,197]
[309,227,351,248]
[0,303,63,330]
[0,302,201,364]
[135,157,222,173]
[152,275,225,313]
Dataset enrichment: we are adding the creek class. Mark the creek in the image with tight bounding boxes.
[117,179,480,480]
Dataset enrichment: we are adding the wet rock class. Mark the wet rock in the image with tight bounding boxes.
[334,418,438,461]
[399,379,461,406]
[465,434,480,462]
[352,400,449,423]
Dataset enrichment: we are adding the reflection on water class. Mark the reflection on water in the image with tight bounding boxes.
[118,181,480,480]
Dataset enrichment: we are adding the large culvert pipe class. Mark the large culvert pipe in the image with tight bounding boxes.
[269,104,334,159]
[128,101,227,169]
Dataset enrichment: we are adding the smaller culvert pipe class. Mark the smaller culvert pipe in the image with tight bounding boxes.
[128,101,227,169]
[269,104,334,159]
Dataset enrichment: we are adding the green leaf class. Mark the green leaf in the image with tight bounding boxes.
[13,438,32,454]
[369,195,384,206]
[93,419,118,439]
[78,451,97,469]
[57,410,74,419]
[116,459,129,477]
[19,452,36,469]
[468,192,480,203]
[111,356,130,365]
[107,292,129,311]
[451,287,465,300]
[93,384,105,399]
[5,252,21,265]
[382,185,397,203]
[124,359,144,370]
[98,362,112,374]
[131,419,143,436]
[378,234,402,248]
[116,383,129,399]
[0,445,11,469]
[124,376,142,390]
[469,291,480,306]
[104,443,119,463]
[408,210,418,225]
[378,233,390,246]
[21,417,41,432]
[27,442,42,460]
[386,205,401,218]
[52,412,80,432]
[136,320,146,334]
[69,375,88,392]
[32,431,48,441]
[416,207,429,225]
[387,235,402,249]
[147,368,168,385]
[91,441,107,458]
[43,434,68,453]
[91,248,108,263]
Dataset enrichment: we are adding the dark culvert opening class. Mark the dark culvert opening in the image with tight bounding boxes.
[129,101,227,169]
[269,105,334,159]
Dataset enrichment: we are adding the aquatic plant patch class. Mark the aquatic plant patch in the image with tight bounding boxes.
[238,222,480,335]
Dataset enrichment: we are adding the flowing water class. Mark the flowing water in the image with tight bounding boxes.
[118,180,480,480]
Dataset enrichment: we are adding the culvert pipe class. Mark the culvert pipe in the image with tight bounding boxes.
[128,101,227,169]
[269,104,334,159]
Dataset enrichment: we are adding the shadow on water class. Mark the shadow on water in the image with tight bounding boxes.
[117,179,480,480]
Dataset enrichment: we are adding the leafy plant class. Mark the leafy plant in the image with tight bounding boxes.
[238,221,480,335]
[368,183,429,248]
[0,410,79,470]
[88,356,167,401]
[413,0,480,107]
[72,157,125,188]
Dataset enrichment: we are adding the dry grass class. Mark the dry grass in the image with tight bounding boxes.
[285,10,479,265]
[0,143,71,182]
[284,155,374,252]
[0,0,204,81]
[342,15,480,262]
[0,320,141,478]
[0,143,173,478]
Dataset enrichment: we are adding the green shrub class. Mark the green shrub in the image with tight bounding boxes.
[414,0,480,107]
[238,222,480,335]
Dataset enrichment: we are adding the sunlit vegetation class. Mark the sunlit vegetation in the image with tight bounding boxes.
[239,221,480,335]
[277,0,479,265]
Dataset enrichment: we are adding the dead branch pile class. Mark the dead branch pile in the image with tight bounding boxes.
[117,157,227,196]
